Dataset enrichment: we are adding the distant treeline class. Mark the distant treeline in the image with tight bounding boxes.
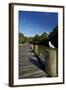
[19,25,58,48]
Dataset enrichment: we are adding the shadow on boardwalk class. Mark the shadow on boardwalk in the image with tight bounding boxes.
[19,43,47,79]
[29,57,45,71]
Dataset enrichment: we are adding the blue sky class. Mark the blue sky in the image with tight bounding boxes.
[19,11,58,37]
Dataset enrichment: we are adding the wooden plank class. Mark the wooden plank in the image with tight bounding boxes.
[19,43,47,79]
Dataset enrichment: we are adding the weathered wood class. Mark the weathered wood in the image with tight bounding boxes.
[45,48,57,77]
[19,43,47,79]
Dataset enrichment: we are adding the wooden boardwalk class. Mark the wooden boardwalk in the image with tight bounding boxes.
[19,43,47,79]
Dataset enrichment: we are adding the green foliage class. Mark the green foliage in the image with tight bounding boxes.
[19,25,58,48]
[19,33,25,44]
[28,37,33,44]
[39,32,48,45]
[49,25,58,48]
[31,33,48,46]
[33,34,40,44]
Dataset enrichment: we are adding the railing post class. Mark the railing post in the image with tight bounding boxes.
[34,45,38,54]
[30,44,33,50]
[45,48,57,77]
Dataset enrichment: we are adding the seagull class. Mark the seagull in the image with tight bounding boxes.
[49,41,55,48]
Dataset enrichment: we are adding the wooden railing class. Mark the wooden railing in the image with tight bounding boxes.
[30,44,58,77]
[45,48,57,77]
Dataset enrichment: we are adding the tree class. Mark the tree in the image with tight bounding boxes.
[19,33,25,44]
[39,32,48,46]
[33,34,40,44]
[28,37,33,44]
[49,25,58,48]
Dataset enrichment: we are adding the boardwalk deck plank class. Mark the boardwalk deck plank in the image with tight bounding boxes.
[19,43,47,79]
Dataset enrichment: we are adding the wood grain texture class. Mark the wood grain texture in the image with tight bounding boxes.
[19,43,47,79]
